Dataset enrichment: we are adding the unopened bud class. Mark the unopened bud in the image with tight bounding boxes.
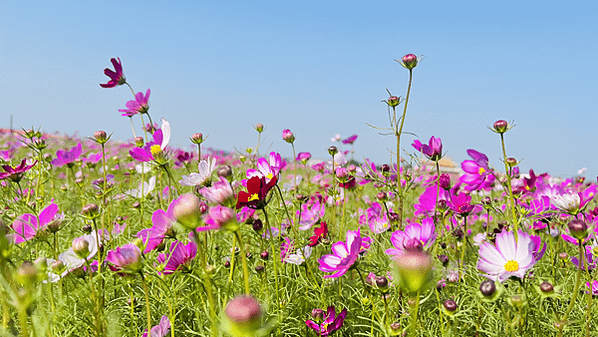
[282,129,295,143]
[191,133,204,144]
[172,193,202,230]
[567,219,588,240]
[328,146,338,156]
[400,54,418,69]
[134,136,144,147]
[492,120,509,134]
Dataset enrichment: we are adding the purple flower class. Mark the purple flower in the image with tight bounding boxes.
[142,315,171,337]
[200,176,234,205]
[202,205,236,231]
[129,119,171,163]
[296,152,312,164]
[105,243,143,274]
[341,134,358,145]
[305,306,347,336]
[459,149,495,191]
[51,143,82,167]
[477,230,546,282]
[385,218,436,256]
[156,240,197,275]
[586,280,598,296]
[449,192,476,216]
[296,196,325,231]
[0,158,38,183]
[11,203,59,244]
[412,136,442,161]
[359,202,391,234]
[318,230,362,278]
[100,57,126,88]
[413,184,450,217]
[571,245,596,270]
[136,202,176,254]
[119,89,150,117]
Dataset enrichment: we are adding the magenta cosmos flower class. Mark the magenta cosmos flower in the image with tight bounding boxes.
[412,136,442,161]
[385,218,436,256]
[100,57,126,88]
[156,240,197,274]
[0,158,37,183]
[341,134,358,145]
[119,89,151,117]
[51,143,82,167]
[318,230,362,278]
[460,149,495,191]
[142,315,171,337]
[129,119,171,162]
[477,230,546,283]
[136,202,176,254]
[11,203,60,244]
[305,306,347,336]
[105,243,143,274]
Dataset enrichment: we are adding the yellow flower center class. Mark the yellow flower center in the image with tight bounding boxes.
[478,167,486,175]
[150,144,162,156]
[248,193,259,201]
[504,260,519,272]
[266,173,273,179]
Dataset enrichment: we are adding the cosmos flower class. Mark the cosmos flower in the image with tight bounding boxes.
[125,176,156,198]
[136,202,177,254]
[0,158,38,183]
[318,230,362,278]
[308,221,328,246]
[129,119,171,163]
[412,136,442,161]
[449,192,476,216]
[305,306,347,336]
[477,230,546,282]
[180,158,216,187]
[236,175,277,209]
[156,240,197,275]
[51,143,82,167]
[100,57,126,88]
[142,315,171,337]
[200,176,234,205]
[341,134,358,145]
[459,149,495,191]
[119,89,151,117]
[296,196,325,231]
[105,243,143,274]
[385,218,436,256]
[11,203,60,244]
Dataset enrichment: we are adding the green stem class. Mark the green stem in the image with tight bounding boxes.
[141,275,152,337]
[395,68,413,227]
[500,133,518,233]
[558,240,585,336]
[234,229,251,295]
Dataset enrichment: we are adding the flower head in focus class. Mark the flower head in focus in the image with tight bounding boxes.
[318,230,362,278]
[100,57,126,88]
[412,136,442,161]
[236,175,277,210]
[0,158,37,183]
[180,158,216,187]
[119,89,150,117]
[305,306,347,336]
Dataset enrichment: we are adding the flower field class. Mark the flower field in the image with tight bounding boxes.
[0,56,597,337]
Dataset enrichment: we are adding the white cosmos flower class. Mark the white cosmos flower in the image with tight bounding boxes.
[179,158,216,187]
[551,192,580,214]
[125,176,156,198]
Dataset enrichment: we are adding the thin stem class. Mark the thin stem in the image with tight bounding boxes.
[500,133,518,233]
[395,68,413,227]
[141,274,152,337]
[234,229,251,295]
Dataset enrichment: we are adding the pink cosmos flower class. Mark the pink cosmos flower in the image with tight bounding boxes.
[100,57,126,88]
[318,230,362,278]
[586,280,598,296]
[385,218,436,256]
[305,306,347,336]
[246,152,282,183]
[200,176,234,205]
[296,196,325,231]
[341,134,358,145]
[0,158,38,183]
[51,143,82,167]
[156,240,197,275]
[136,202,176,254]
[459,149,495,191]
[142,315,171,337]
[129,119,171,162]
[477,230,546,282]
[359,202,391,234]
[296,152,312,164]
[105,243,143,274]
[412,136,442,161]
[201,205,235,231]
[11,203,60,244]
[413,184,450,217]
[119,89,150,117]
[449,192,476,216]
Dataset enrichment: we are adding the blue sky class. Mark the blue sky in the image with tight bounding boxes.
[1,1,597,178]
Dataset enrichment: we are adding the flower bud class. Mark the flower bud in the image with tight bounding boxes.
[539,281,554,294]
[50,260,65,274]
[376,191,387,200]
[509,294,526,308]
[81,203,100,219]
[172,193,203,230]
[392,251,433,293]
[72,237,90,259]
[260,251,269,260]
[217,165,233,178]
[328,146,338,156]
[16,261,39,286]
[480,279,496,297]
[223,295,263,336]
[438,254,449,267]
[190,133,204,145]
[438,173,451,190]
[255,124,264,133]
[387,96,400,107]
[443,299,457,314]
[492,120,509,134]
[134,136,144,147]
[558,252,568,260]
[376,276,389,290]
[311,308,324,320]
[255,265,264,273]
[505,157,518,167]
[94,130,108,144]
[567,219,588,240]
[282,129,295,143]
[400,54,418,69]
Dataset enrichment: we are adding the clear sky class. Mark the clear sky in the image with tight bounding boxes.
[1,1,597,179]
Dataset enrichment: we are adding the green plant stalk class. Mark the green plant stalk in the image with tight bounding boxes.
[500,134,518,233]
[291,143,297,201]
[234,229,251,295]
[193,232,218,336]
[395,68,413,227]
[263,209,282,318]
[410,291,420,336]
[141,275,153,337]
[557,239,585,336]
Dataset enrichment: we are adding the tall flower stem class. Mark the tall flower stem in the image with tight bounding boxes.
[557,239,585,336]
[500,134,518,233]
[193,231,217,336]
[234,229,251,295]
[459,216,468,281]
[263,209,282,318]
[395,68,413,227]
[141,274,153,337]
[409,291,421,336]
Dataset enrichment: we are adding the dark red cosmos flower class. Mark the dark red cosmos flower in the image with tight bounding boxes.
[0,159,37,183]
[308,221,328,247]
[236,175,278,209]
[100,57,126,88]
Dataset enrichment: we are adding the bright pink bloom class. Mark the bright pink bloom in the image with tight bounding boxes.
[51,143,82,167]
[459,149,495,191]
[156,240,197,275]
[385,218,436,256]
[586,281,598,295]
[202,205,235,231]
[0,158,37,183]
[296,152,312,163]
[296,196,325,230]
[136,202,176,254]
[341,134,358,145]
[305,306,347,336]
[100,57,126,88]
[318,230,362,278]
[449,192,475,216]
[119,89,151,117]
[105,243,143,274]
[412,136,442,161]
[11,203,59,244]
[200,176,234,205]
